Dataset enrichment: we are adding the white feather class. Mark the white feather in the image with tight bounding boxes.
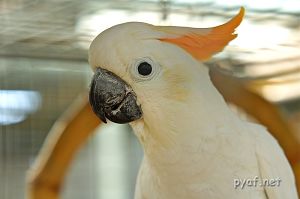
[89,22,298,199]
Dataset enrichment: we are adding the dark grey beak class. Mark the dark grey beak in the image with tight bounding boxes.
[89,67,142,124]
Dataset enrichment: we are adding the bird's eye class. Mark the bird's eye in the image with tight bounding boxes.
[137,62,152,76]
[130,57,159,82]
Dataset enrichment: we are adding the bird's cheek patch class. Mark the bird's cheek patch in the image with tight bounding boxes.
[162,68,189,102]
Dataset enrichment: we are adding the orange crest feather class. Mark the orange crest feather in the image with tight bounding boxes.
[158,7,245,61]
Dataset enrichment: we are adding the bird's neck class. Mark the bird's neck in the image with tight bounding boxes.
[131,74,243,179]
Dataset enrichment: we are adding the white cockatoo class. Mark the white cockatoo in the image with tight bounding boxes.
[88,8,298,199]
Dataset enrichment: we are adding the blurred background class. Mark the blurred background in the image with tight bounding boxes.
[0,0,300,198]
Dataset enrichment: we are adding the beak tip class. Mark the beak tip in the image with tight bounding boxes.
[97,108,108,124]
[100,116,107,123]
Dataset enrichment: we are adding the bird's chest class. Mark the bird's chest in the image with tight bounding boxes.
[135,144,264,199]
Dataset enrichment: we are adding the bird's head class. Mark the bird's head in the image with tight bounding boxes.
[88,8,244,142]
